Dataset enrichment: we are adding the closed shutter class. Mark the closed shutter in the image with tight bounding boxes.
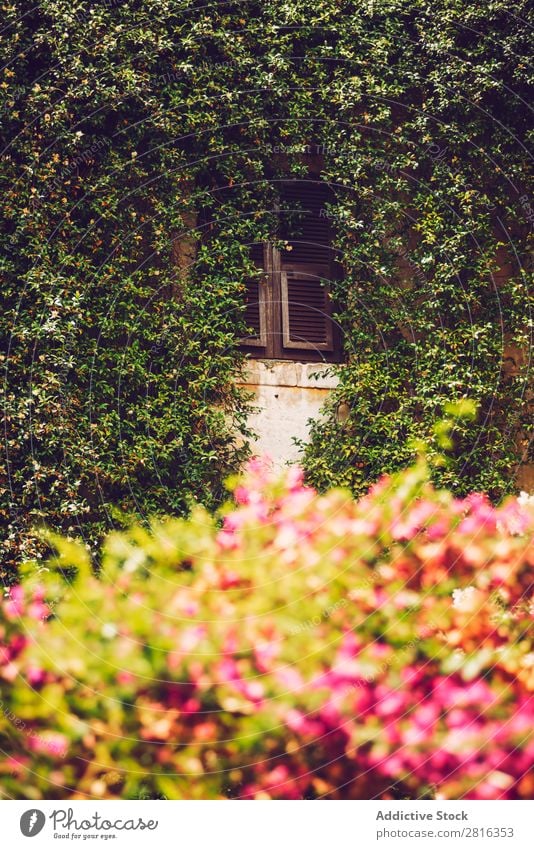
[279,180,335,354]
[279,180,332,266]
[281,268,334,351]
[240,243,266,347]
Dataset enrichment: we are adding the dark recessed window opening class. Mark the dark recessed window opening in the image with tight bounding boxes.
[240,179,343,363]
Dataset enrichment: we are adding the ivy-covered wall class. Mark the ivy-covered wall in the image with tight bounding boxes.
[1,0,532,577]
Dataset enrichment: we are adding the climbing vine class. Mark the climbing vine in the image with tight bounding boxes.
[1,0,532,576]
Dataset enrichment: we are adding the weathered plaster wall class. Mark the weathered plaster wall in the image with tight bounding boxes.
[238,360,339,466]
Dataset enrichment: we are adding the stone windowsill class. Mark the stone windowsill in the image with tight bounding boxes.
[240,359,339,390]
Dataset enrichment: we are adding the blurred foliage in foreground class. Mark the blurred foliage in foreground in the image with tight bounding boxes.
[1,453,533,800]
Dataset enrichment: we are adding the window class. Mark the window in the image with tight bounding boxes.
[240,179,342,362]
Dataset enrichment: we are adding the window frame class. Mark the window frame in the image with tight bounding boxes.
[240,229,343,363]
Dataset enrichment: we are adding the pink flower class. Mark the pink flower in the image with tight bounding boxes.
[391,501,438,540]
[28,599,50,621]
[28,732,68,759]
[375,691,407,717]
[219,570,242,589]
[285,709,323,737]
[178,626,206,652]
[26,666,46,687]
[238,680,264,702]
[216,530,238,550]
[4,586,25,619]
[275,666,304,693]
[286,466,304,491]
[254,641,279,672]
[234,485,251,505]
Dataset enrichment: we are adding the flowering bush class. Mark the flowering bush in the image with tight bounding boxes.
[1,459,533,799]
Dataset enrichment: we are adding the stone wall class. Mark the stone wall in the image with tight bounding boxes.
[238,360,338,466]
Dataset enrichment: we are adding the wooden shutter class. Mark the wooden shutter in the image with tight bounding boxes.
[281,268,334,351]
[279,180,332,266]
[240,243,266,347]
[279,180,335,354]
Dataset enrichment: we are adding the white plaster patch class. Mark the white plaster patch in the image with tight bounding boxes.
[239,360,339,466]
